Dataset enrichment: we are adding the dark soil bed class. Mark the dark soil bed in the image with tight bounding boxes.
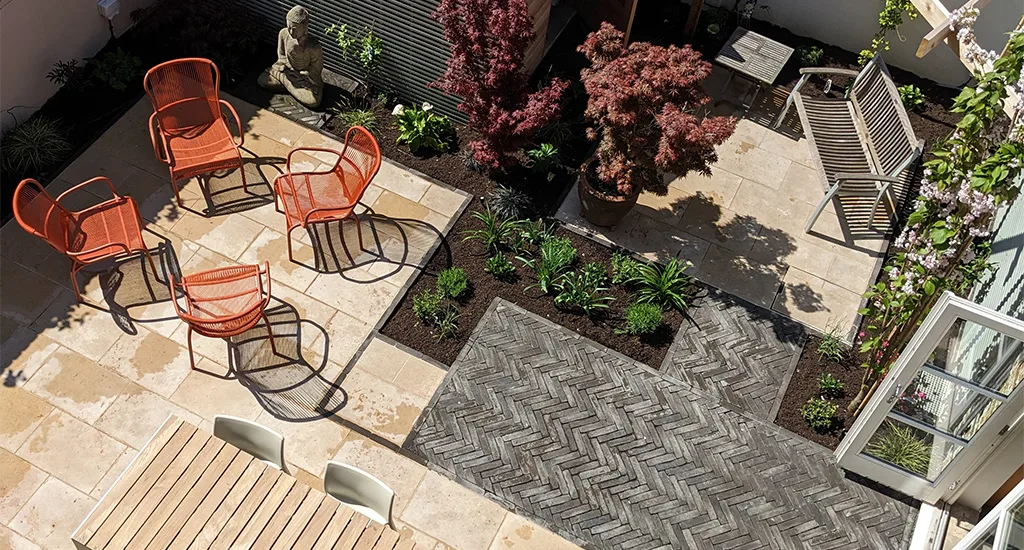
[775,336,868,449]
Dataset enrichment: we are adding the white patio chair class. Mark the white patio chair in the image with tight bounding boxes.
[323,461,395,528]
[213,415,286,471]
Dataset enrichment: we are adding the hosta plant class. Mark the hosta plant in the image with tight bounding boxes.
[394,103,453,154]
[631,258,696,311]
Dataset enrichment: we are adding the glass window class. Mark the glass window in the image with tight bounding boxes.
[894,370,1005,442]
[861,418,964,481]
[927,319,1024,396]
[1008,498,1024,550]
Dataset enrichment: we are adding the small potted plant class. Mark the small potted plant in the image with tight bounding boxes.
[576,23,737,226]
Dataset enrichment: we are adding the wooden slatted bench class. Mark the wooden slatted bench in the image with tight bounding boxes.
[72,416,416,550]
[773,55,925,234]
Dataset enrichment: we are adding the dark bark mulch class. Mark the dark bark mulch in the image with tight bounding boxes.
[775,335,869,449]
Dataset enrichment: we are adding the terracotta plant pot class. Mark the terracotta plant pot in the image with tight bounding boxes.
[577,159,640,227]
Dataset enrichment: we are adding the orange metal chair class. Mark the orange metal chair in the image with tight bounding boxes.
[144,58,245,207]
[13,178,158,303]
[273,126,382,263]
[168,261,276,369]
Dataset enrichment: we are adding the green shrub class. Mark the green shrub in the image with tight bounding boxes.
[1,117,72,177]
[618,302,663,336]
[394,103,452,154]
[462,207,521,254]
[553,270,613,316]
[436,267,468,299]
[898,84,926,113]
[865,421,932,477]
[611,252,644,285]
[413,289,443,323]
[816,324,847,363]
[90,48,142,91]
[334,108,377,131]
[488,186,534,221]
[818,373,844,398]
[632,258,696,311]
[525,143,560,173]
[800,398,839,432]
[518,237,577,294]
[796,45,824,67]
[485,254,516,280]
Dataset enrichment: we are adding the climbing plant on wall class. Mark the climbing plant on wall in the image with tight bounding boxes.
[859,0,919,65]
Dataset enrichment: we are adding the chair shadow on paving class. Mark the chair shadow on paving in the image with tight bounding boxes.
[187,155,282,217]
[228,298,348,422]
[301,209,445,283]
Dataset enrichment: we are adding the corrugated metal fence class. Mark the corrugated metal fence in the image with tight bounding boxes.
[240,0,463,118]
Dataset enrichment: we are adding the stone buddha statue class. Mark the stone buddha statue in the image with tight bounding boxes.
[258,5,324,108]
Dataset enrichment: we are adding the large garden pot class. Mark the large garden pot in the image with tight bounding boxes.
[577,160,640,227]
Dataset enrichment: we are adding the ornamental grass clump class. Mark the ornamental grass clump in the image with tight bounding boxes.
[432,0,568,169]
[617,302,664,336]
[578,23,736,196]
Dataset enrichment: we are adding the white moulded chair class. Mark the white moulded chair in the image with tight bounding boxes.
[323,461,395,528]
[213,415,286,472]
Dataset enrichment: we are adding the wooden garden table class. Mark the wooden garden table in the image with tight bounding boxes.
[72,416,415,550]
[714,27,794,110]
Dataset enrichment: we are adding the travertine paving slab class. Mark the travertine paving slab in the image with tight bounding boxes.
[8,477,95,550]
[16,411,126,494]
[0,449,49,524]
[401,471,507,550]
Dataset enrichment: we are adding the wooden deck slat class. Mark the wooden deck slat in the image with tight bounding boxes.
[170,453,253,547]
[351,521,385,550]
[292,498,342,550]
[310,506,356,550]
[332,514,372,550]
[270,490,327,549]
[231,475,297,549]
[106,430,211,550]
[251,484,311,550]
[75,419,415,550]
[73,417,185,546]
[209,468,281,550]
[189,459,268,549]
[126,438,226,550]
[90,422,198,549]
[145,445,241,550]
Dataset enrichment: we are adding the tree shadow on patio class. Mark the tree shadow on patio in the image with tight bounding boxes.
[227,297,347,422]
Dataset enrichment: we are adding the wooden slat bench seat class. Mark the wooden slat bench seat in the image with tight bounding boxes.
[72,416,415,550]
[773,55,925,234]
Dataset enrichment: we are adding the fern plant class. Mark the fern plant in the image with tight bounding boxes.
[631,258,696,311]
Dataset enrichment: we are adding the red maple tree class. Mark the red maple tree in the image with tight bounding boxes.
[578,23,737,196]
[432,0,568,170]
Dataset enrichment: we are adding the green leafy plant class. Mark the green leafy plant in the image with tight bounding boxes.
[394,103,453,154]
[818,373,845,398]
[90,48,143,91]
[525,143,560,173]
[631,258,696,311]
[582,262,608,287]
[800,398,839,432]
[436,267,469,299]
[898,84,926,113]
[866,421,932,477]
[796,45,823,67]
[0,117,72,177]
[553,270,613,316]
[324,23,356,58]
[359,26,384,83]
[518,237,577,294]
[488,186,534,221]
[485,254,516,280]
[434,304,460,340]
[817,323,847,363]
[47,59,83,89]
[611,252,644,285]
[333,108,377,130]
[859,0,918,65]
[413,289,444,323]
[462,207,521,254]
[617,302,664,336]
[518,219,554,249]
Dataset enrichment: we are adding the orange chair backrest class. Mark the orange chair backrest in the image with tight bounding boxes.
[144,58,221,134]
[13,179,71,255]
[341,126,382,190]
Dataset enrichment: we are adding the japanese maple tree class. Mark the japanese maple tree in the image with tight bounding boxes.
[432,0,568,169]
[578,23,737,196]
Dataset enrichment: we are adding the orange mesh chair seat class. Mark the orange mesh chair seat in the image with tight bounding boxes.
[145,58,245,206]
[13,178,157,302]
[168,262,276,369]
[273,126,382,263]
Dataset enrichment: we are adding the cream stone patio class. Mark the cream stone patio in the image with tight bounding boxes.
[0,96,581,550]
[557,69,894,341]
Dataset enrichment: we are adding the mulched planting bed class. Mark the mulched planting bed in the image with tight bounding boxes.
[775,335,867,449]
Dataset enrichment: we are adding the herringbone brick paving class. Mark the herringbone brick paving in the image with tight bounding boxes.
[405,300,917,550]
[664,288,806,420]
